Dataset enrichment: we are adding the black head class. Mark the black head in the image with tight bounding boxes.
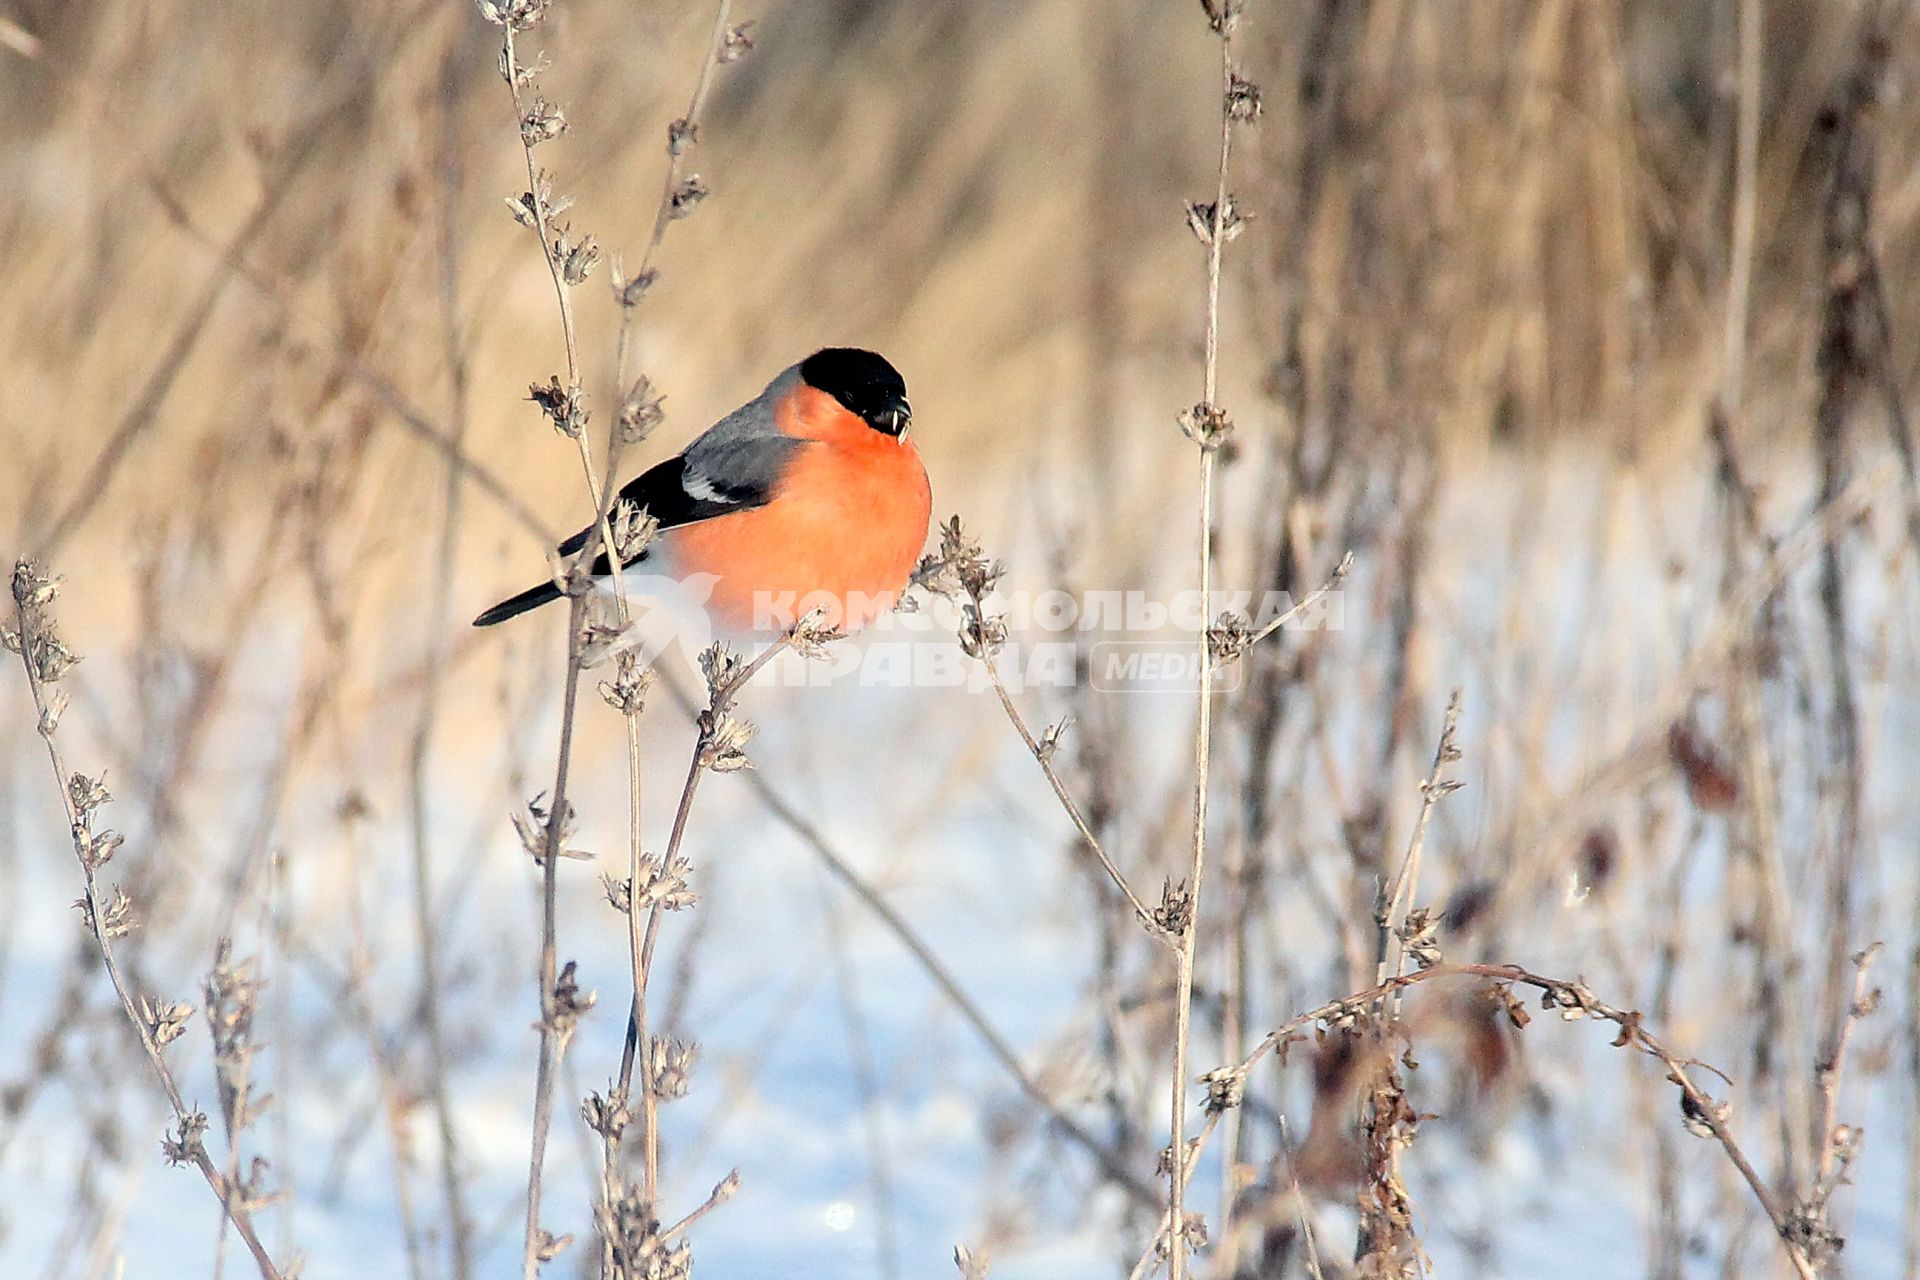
[800,348,911,436]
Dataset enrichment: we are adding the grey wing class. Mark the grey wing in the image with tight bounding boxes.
[557,383,805,558]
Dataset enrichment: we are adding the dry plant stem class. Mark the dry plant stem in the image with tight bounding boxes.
[1129,1111,1226,1280]
[28,0,443,556]
[1278,1113,1328,1280]
[1220,964,1819,1280]
[652,667,1159,1205]
[1375,691,1462,994]
[595,1,737,1226]
[1245,551,1352,647]
[616,631,797,1217]
[143,177,554,545]
[982,663,1166,941]
[497,22,640,1274]
[500,24,627,599]
[522,593,590,1280]
[610,0,733,396]
[1168,27,1235,1280]
[9,581,285,1280]
[1814,943,1881,1184]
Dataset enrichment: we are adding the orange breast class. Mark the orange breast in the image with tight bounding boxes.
[667,387,932,633]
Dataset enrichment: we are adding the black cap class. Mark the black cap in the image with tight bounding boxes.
[800,348,911,435]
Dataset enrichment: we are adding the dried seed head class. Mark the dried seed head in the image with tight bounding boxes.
[699,713,756,773]
[700,643,745,693]
[1485,982,1532,1029]
[618,376,667,444]
[520,97,568,146]
[38,688,70,734]
[1154,879,1195,936]
[583,1088,631,1138]
[958,606,1007,661]
[597,651,655,717]
[1185,195,1247,246]
[788,607,845,659]
[1199,0,1244,34]
[205,942,268,1131]
[610,499,660,562]
[476,0,551,29]
[528,375,588,436]
[634,852,697,911]
[30,633,80,683]
[719,22,756,63]
[80,826,123,871]
[68,772,110,816]
[513,792,591,866]
[560,233,601,285]
[669,175,710,220]
[601,873,632,915]
[505,171,571,229]
[1226,72,1262,122]
[77,887,135,940]
[667,117,698,157]
[12,560,61,608]
[141,996,195,1048]
[1178,400,1234,450]
[649,1036,698,1100]
[162,1110,209,1166]
[1200,1065,1246,1113]
[544,960,597,1049]
[578,612,633,670]
[1395,906,1444,970]
[1539,980,1600,1021]
[1207,611,1252,663]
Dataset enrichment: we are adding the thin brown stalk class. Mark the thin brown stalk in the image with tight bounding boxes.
[981,659,1167,942]
[1210,963,1819,1280]
[653,666,1161,1207]
[1374,691,1463,994]
[1242,551,1352,648]
[139,179,555,545]
[492,17,639,1275]
[1168,16,1238,1280]
[499,24,626,588]
[610,626,800,1239]
[610,0,735,399]
[522,595,590,1280]
[8,565,286,1280]
[1813,943,1881,1185]
[594,4,742,1241]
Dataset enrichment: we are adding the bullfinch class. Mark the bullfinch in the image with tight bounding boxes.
[473,348,931,635]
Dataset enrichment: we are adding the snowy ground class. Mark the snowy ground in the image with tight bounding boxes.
[3,440,1914,1279]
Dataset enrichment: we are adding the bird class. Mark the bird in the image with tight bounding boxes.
[473,348,931,637]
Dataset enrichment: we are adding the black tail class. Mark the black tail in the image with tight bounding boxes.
[472,580,564,627]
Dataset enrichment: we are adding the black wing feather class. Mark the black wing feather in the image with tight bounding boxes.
[477,436,800,626]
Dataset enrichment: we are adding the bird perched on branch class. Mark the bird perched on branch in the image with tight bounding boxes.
[475,348,931,636]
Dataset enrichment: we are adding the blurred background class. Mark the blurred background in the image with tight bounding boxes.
[3,0,1918,1277]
